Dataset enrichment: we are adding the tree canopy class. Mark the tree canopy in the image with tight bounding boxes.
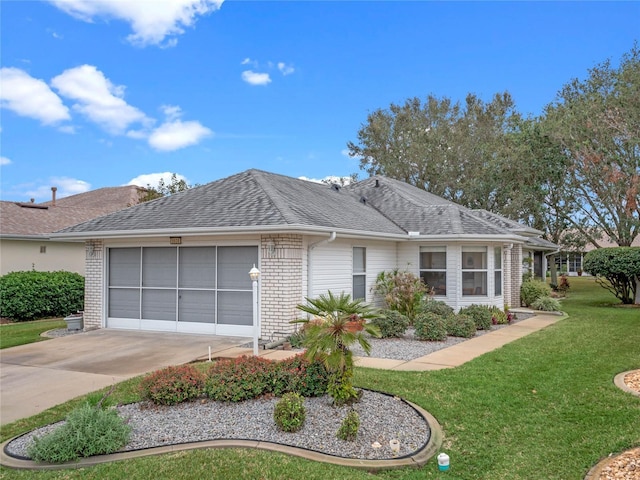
[347,45,640,249]
[140,173,191,202]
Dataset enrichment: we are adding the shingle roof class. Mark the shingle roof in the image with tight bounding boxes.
[57,170,406,235]
[54,169,554,247]
[1,186,145,237]
[345,176,512,236]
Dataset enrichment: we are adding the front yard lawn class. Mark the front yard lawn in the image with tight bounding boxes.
[1,277,638,479]
[0,318,66,350]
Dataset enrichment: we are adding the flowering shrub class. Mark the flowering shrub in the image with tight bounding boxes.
[205,354,329,402]
[139,365,205,406]
[273,392,306,433]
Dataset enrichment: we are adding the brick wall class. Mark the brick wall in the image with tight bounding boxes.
[510,243,523,307]
[260,234,303,339]
[83,239,104,330]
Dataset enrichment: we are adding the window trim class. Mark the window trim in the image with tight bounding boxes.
[419,246,447,296]
[461,246,488,296]
[352,246,366,300]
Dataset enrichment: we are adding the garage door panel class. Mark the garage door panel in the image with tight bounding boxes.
[178,290,215,323]
[218,291,252,325]
[179,247,216,288]
[218,246,258,289]
[143,248,177,288]
[108,288,139,318]
[142,289,176,321]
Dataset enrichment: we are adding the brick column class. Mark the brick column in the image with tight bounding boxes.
[83,239,104,330]
[260,234,303,339]
[510,244,523,307]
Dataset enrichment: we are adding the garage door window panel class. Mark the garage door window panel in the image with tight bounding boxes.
[179,247,216,289]
[143,247,177,288]
[218,246,258,289]
[178,290,215,323]
[218,291,253,325]
[108,288,140,319]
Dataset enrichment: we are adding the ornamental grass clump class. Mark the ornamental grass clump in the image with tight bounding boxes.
[371,310,409,338]
[27,402,131,463]
[531,296,562,312]
[459,304,493,330]
[336,409,360,441]
[273,392,306,433]
[139,365,205,406]
[414,312,447,341]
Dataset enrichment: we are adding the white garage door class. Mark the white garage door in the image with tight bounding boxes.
[106,246,259,336]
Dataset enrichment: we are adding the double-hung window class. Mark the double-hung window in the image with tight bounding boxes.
[419,246,447,295]
[352,247,366,300]
[462,246,487,296]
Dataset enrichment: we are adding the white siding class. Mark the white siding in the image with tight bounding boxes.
[309,239,352,298]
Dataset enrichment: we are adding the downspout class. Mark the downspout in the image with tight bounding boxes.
[307,232,337,300]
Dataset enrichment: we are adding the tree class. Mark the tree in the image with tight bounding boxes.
[140,173,191,202]
[583,247,640,304]
[293,292,381,405]
[544,45,640,248]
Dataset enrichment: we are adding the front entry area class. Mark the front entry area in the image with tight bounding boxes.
[107,245,259,336]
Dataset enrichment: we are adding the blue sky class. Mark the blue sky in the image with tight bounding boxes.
[1,1,638,202]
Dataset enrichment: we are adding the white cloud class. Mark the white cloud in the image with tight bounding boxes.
[148,120,212,151]
[48,0,223,47]
[0,67,71,125]
[51,65,149,134]
[127,172,188,189]
[299,175,354,186]
[24,177,91,201]
[160,104,182,121]
[241,70,271,86]
[0,156,12,166]
[277,62,295,76]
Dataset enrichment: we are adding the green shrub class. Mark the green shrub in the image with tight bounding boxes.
[139,365,205,405]
[271,355,328,397]
[584,247,640,304]
[0,270,84,321]
[273,392,306,433]
[371,310,409,338]
[336,409,360,441]
[414,312,447,341]
[288,329,306,349]
[418,299,455,318]
[458,304,493,330]
[27,403,131,463]
[489,306,508,325]
[446,314,476,338]
[531,296,562,312]
[520,280,551,307]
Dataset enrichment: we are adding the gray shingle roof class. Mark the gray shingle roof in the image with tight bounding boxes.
[57,170,406,235]
[54,169,556,249]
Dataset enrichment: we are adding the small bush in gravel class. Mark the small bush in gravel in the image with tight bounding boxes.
[521,280,551,307]
[414,312,447,341]
[531,296,561,312]
[273,392,306,433]
[27,402,131,463]
[205,356,273,402]
[489,306,508,325]
[446,314,476,338]
[459,304,493,330]
[139,365,205,406]
[336,409,360,441]
[418,299,455,318]
[371,310,409,338]
[273,355,329,397]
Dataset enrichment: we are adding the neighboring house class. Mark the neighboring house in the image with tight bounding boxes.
[53,169,557,339]
[554,233,640,276]
[0,186,146,275]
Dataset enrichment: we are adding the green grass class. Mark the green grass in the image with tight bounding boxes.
[0,318,66,349]
[1,277,638,479]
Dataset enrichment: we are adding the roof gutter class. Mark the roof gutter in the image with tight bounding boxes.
[307,232,337,301]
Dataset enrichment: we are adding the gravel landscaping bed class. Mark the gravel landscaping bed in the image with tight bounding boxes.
[5,390,430,461]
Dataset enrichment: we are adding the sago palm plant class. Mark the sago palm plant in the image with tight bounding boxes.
[294,291,381,405]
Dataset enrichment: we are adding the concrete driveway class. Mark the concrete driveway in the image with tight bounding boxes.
[0,329,245,425]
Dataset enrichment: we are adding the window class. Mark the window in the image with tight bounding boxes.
[352,247,366,300]
[494,246,502,296]
[420,246,447,295]
[462,246,487,296]
[39,246,46,254]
